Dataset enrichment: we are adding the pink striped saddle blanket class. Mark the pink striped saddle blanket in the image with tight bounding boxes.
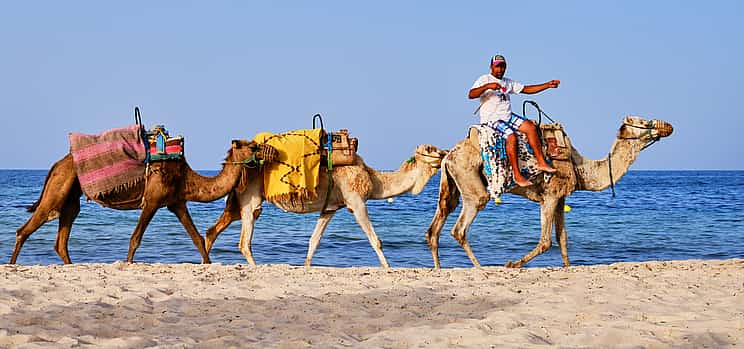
[69,124,148,200]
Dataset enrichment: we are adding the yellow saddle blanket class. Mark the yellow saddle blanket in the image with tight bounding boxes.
[253,129,323,203]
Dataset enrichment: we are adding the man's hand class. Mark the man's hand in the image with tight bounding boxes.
[546,80,560,88]
[484,82,503,91]
[468,81,504,99]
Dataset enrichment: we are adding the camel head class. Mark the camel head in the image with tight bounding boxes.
[618,116,674,148]
[407,144,448,195]
[227,140,279,167]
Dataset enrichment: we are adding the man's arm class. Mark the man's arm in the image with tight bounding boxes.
[521,80,560,94]
[468,82,502,99]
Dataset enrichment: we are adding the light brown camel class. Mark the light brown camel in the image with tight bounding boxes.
[204,144,448,268]
[424,116,674,268]
[11,140,276,265]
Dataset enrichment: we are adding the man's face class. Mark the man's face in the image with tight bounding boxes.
[490,62,506,79]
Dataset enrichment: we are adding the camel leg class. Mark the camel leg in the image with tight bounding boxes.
[237,193,263,266]
[450,201,484,268]
[11,209,54,264]
[347,198,389,268]
[304,211,336,267]
[205,191,242,255]
[424,162,460,269]
[506,196,559,268]
[448,161,490,269]
[11,163,78,264]
[126,205,158,263]
[168,203,211,264]
[554,196,571,267]
[54,185,82,264]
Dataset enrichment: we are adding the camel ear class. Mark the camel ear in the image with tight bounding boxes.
[231,140,240,149]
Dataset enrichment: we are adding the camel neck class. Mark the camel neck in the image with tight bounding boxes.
[183,162,243,202]
[573,137,644,191]
[367,162,423,200]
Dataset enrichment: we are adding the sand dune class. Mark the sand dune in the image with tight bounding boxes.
[1,259,742,348]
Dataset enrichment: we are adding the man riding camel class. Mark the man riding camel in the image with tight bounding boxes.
[469,54,559,186]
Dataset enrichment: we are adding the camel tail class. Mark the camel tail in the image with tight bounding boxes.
[425,157,460,239]
[437,158,460,216]
[27,159,64,213]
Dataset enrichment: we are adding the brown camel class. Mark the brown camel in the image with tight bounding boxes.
[204,144,448,268]
[11,139,276,264]
[424,116,674,268]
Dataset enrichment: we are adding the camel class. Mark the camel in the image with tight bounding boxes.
[424,116,674,268]
[204,144,448,268]
[11,139,277,265]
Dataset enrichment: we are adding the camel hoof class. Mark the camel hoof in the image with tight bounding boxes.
[505,261,520,268]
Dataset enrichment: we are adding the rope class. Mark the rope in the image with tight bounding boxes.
[321,132,334,213]
[523,100,556,126]
[607,150,616,198]
[134,106,151,164]
[227,153,261,168]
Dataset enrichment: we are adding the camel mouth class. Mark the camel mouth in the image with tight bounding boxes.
[654,120,674,138]
[256,144,279,163]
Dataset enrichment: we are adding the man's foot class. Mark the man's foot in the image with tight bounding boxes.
[536,164,557,173]
[514,177,532,187]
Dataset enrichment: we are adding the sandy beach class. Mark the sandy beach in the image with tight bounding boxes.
[0,259,741,348]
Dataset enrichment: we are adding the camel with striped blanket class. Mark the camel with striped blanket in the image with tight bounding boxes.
[11,139,276,264]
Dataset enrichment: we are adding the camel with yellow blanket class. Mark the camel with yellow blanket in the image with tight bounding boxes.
[204,129,447,267]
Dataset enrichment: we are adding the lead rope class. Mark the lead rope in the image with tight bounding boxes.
[314,114,334,214]
[134,106,152,208]
[523,100,556,172]
[607,150,616,197]
[321,131,334,213]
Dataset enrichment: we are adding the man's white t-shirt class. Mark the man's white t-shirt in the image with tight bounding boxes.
[471,75,525,124]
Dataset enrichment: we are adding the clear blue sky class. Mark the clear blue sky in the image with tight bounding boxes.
[1,1,741,170]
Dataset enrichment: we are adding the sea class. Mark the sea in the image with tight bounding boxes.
[1,170,742,268]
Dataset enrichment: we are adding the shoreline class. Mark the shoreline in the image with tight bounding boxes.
[1,259,742,348]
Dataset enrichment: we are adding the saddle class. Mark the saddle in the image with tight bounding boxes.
[540,123,572,161]
[133,108,185,162]
[313,114,359,166]
[320,129,359,166]
[145,125,184,162]
[467,122,572,162]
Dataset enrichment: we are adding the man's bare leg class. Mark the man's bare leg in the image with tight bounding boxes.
[506,133,532,187]
[518,120,557,173]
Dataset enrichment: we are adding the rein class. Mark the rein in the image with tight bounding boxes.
[415,151,443,159]
[409,151,444,168]
[619,121,661,150]
[607,121,662,197]
[607,150,616,198]
[227,153,261,168]
[523,100,555,127]
[314,113,335,214]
